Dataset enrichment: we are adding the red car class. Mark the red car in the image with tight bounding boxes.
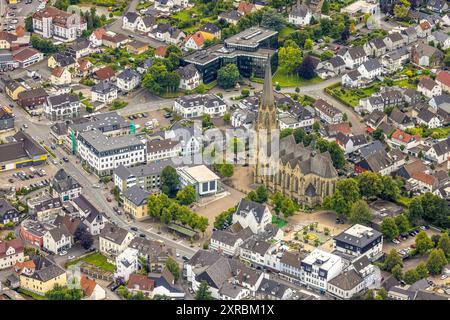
[106,196,112,202]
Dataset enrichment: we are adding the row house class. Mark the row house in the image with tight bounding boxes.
[313,99,343,124]
[173,94,227,118]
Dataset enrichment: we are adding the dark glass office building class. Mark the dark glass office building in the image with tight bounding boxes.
[183,27,278,84]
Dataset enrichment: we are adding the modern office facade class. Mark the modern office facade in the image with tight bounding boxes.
[183,27,278,83]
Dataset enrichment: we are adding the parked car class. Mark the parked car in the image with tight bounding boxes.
[59,250,68,256]
[67,255,75,260]
[62,157,69,162]
[139,233,146,238]
[130,227,138,232]
[106,196,112,202]
[182,256,189,262]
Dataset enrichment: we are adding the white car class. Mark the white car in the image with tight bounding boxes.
[67,255,75,260]
[392,239,400,244]
[441,274,448,280]
[176,253,180,257]
[59,250,68,256]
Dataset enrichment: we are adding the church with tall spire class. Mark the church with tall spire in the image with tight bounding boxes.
[253,57,338,207]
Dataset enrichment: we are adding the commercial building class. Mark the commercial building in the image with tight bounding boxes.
[173,94,227,118]
[177,165,220,197]
[183,27,278,83]
[32,6,87,42]
[333,224,383,261]
[76,130,146,176]
[0,131,47,172]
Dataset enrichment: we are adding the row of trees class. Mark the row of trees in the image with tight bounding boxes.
[214,206,235,230]
[46,285,83,300]
[147,193,208,233]
[280,127,346,170]
[30,35,61,54]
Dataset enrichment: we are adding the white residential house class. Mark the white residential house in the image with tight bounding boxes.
[89,28,105,47]
[137,16,156,33]
[417,77,442,99]
[122,12,142,32]
[176,64,201,91]
[43,225,73,254]
[155,0,189,12]
[383,32,405,51]
[288,4,311,26]
[50,67,72,86]
[91,81,118,105]
[427,31,450,50]
[313,99,343,124]
[146,139,181,162]
[424,138,450,164]
[116,69,140,92]
[339,46,368,69]
[0,239,24,270]
[357,58,382,80]
[44,93,81,121]
[99,223,135,261]
[231,199,272,235]
[114,247,139,282]
[416,108,442,129]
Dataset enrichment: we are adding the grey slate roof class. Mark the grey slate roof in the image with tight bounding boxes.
[100,222,131,245]
[334,225,382,249]
[117,68,140,81]
[124,185,150,206]
[235,199,267,224]
[52,169,81,194]
[176,64,198,80]
[328,269,363,290]
[361,58,381,72]
[47,93,79,107]
[92,80,117,94]
[124,12,140,23]
[431,137,450,156]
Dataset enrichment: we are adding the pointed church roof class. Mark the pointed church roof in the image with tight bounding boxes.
[261,56,275,109]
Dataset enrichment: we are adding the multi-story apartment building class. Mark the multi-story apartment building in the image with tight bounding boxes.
[333,224,383,261]
[146,139,181,162]
[76,130,147,176]
[43,93,81,121]
[32,6,87,42]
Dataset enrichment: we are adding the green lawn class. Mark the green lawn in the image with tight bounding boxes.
[272,216,288,228]
[17,288,48,300]
[279,26,297,39]
[405,126,450,139]
[273,68,323,87]
[65,252,115,272]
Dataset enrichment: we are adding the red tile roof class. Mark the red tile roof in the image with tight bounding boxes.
[80,275,97,297]
[436,71,450,88]
[419,20,431,30]
[127,274,154,292]
[154,46,167,58]
[391,129,414,143]
[411,172,435,186]
[0,239,24,259]
[95,66,116,80]
[51,66,65,78]
[238,1,256,15]
[13,47,40,62]
[93,28,106,40]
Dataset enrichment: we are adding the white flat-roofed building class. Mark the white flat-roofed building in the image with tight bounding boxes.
[333,224,383,261]
[176,165,220,197]
[76,130,146,176]
[300,249,344,292]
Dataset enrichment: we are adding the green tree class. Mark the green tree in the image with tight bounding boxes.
[394,215,410,234]
[336,178,360,204]
[407,198,423,225]
[384,249,403,272]
[304,38,314,50]
[376,288,388,300]
[358,172,383,199]
[223,112,231,123]
[217,64,240,89]
[312,121,320,132]
[271,192,284,215]
[393,0,410,19]
[280,198,296,218]
[426,248,447,275]
[371,128,385,142]
[380,176,400,201]
[202,114,213,128]
[248,185,269,203]
[328,142,346,169]
[278,40,302,74]
[404,269,420,284]
[46,285,83,300]
[416,262,428,279]
[142,62,180,94]
[219,163,234,178]
[381,217,399,241]
[214,207,235,229]
[165,257,180,282]
[195,281,213,300]
[437,232,450,259]
[176,186,197,206]
[161,166,180,197]
[261,8,286,31]
[392,264,403,280]
[415,231,434,255]
[348,200,373,225]
[296,55,316,80]
[321,0,330,14]
[25,16,33,32]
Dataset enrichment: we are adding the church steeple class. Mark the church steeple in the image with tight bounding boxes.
[261,55,275,110]
[256,55,278,131]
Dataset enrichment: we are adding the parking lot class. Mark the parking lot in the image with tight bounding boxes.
[0,162,58,190]
[124,109,172,132]
[1,0,40,32]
